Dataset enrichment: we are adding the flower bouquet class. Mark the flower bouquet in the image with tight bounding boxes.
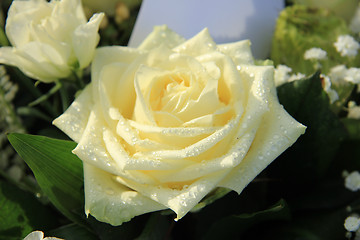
[1,0,360,239]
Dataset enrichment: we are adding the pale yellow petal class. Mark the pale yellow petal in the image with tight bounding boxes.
[0,45,68,82]
[139,114,241,160]
[217,40,255,66]
[5,0,51,47]
[151,129,256,183]
[53,85,93,142]
[174,28,216,57]
[219,67,306,192]
[115,170,229,220]
[72,13,104,68]
[71,108,155,184]
[138,25,185,51]
[84,163,165,226]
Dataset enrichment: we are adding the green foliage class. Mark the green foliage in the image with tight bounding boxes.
[47,224,97,240]
[202,199,290,240]
[7,133,85,226]
[277,72,347,178]
[271,5,360,75]
[0,180,58,239]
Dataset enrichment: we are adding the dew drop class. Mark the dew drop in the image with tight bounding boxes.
[105,188,115,195]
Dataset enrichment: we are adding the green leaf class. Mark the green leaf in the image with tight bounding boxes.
[87,214,148,240]
[0,180,59,239]
[7,133,85,225]
[202,199,290,240]
[276,72,347,179]
[46,224,97,240]
[191,187,231,213]
[340,118,360,140]
[136,213,171,240]
[264,208,349,240]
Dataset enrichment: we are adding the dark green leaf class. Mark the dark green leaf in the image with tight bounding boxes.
[47,224,97,240]
[276,72,347,179]
[202,199,290,240]
[341,118,360,140]
[7,133,85,225]
[136,213,171,240]
[0,180,58,239]
[191,187,232,213]
[261,208,349,240]
[87,214,148,240]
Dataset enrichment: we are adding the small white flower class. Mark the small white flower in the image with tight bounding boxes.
[321,74,339,104]
[345,171,360,192]
[334,35,360,57]
[344,68,360,84]
[274,64,292,86]
[345,216,360,232]
[288,72,306,82]
[329,65,360,85]
[24,231,63,240]
[329,65,348,85]
[350,4,360,34]
[347,101,360,119]
[304,47,327,60]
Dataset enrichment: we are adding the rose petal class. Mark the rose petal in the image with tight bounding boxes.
[103,128,193,170]
[148,128,256,182]
[84,163,165,226]
[138,25,185,51]
[174,28,217,56]
[0,45,69,82]
[196,51,245,105]
[218,40,255,66]
[53,85,93,142]
[72,108,156,184]
[5,0,52,47]
[92,47,144,119]
[138,114,241,160]
[115,170,229,220]
[72,12,104,68]
[29,22,72,63]
[54,0,86,24]
[218,66,306,192]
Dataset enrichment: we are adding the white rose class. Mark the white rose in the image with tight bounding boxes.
[0,0,104,83]
[53,25,306,225]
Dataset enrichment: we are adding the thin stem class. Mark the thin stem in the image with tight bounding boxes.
[73,70,85,89]
[59,82,70,112]
[10,67,58,117]
[28,81,62,107]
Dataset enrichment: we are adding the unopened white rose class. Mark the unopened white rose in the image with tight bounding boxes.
[0,0,104,83]
[54,25,306,225]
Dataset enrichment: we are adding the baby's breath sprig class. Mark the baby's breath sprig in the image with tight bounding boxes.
[0,65,40,195]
